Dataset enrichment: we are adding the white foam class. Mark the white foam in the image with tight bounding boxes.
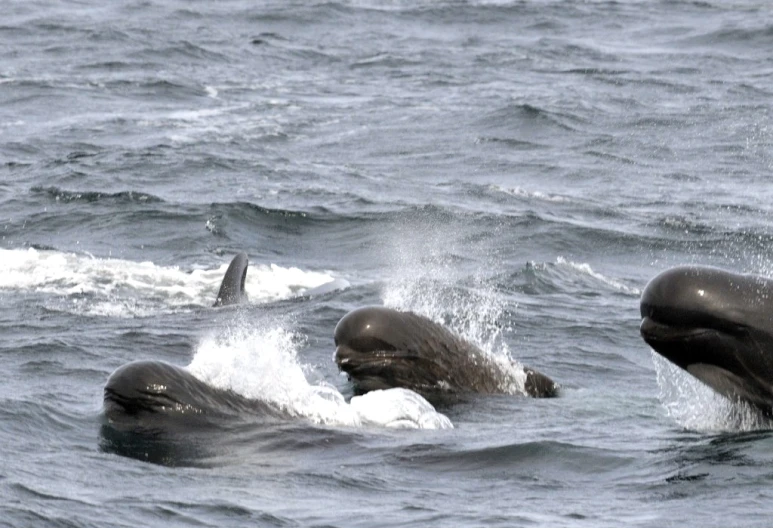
[350,389,453,429]
[0,248,338,317]
[555,256,641,295]
[187,325,452,430]
[166,107,231,121]
[652,351,771,432]
[0,119,24,128]
[494,185,572,203]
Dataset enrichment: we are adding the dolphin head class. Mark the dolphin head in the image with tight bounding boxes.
[640,266,773,410]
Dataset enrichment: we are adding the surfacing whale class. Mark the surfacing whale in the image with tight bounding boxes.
[103,360,285,432]
[212,252,349,307]
[334,306,558,401]
[213,253,248,307]
[640,265,773,413]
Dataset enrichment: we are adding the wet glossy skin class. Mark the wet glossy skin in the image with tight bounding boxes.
[213,253,248,307]
[103,360,282,431]
[334,306,558,401]
[640,266,773,411]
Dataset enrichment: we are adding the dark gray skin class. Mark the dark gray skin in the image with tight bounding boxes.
[103,360,283,431]
[212,252,348,306]
[640,265,773,413]
[213,252,248,307]
[334,306,558,401]
[104,251,349,433]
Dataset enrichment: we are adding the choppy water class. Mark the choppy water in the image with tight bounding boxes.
[3,1,773,526]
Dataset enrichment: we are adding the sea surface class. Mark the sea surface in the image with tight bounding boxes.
[2,1,773,526]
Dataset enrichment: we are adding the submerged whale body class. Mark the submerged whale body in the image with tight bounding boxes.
[640,265,773,414]
[334,306,558,400]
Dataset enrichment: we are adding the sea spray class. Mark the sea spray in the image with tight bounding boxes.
[378,213,530,396]
[652,351,771,432]
[187,323,452,429]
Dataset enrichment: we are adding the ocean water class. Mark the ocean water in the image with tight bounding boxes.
[3,0,773,526]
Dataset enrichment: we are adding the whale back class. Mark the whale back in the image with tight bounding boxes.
[213,253,248,307]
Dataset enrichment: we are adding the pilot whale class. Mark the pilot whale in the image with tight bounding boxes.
[103,360,285,431]
[213,253,249,307]
[334,306,558,401]
[104,253,353,432]
[640,265,773,413]
[212,252,350,307]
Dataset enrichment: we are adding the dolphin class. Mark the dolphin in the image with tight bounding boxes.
[334,306,558,401]
[640,265,773,413]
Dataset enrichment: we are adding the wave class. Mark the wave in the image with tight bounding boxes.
[554,257,641,295]
[396,439,633,474]
[490,184,574,204]
[522,257,641,296]
[0,248,338,317]
[31,186,163,204]
[674,23,773,51]
[479,102,584,134]
[210,200,319,220]
[22,183,762,263]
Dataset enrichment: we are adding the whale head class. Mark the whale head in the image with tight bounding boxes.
[103,361,211,421]
[334,306,558,399]
[640,265,773,411]
[334,306,465,396]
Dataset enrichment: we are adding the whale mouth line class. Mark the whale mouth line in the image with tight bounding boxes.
[640,294,750,338]
[335,345,429,366]
[335,345,454,394]
[336,348,443,378]
[640,316,718,343]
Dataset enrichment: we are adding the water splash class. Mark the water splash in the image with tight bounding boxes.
[652,351,772,432]
[378,211,529,395]
[187,322,452,430]
[350,389,453,429]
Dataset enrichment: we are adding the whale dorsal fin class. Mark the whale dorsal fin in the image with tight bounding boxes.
[213,252,248,307]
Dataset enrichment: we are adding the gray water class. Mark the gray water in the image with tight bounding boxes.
[3,1,773,526]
